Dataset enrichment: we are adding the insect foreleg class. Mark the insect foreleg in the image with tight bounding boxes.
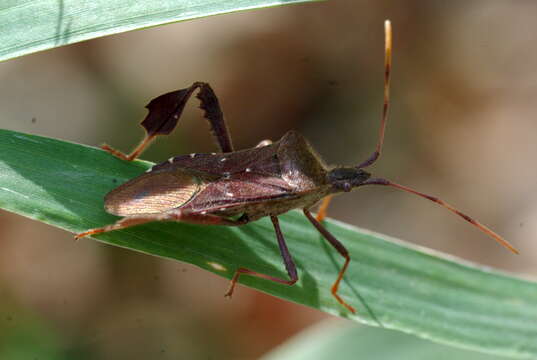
[315,195,334,222]
[303,208,356,313]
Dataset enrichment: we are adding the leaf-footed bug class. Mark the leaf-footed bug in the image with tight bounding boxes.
[76,21,518,313]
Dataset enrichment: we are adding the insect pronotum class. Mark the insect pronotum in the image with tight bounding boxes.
[76,20,518,313]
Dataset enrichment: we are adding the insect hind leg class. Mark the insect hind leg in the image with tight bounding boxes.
[75,209,249,240]
[75,215,157,239]
[102,82,234,161]
[100,135,155,161]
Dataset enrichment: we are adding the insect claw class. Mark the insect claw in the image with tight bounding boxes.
[74,231,89,241]
[100,144,130,161]
[224,271,240,298]
[74,226,107,241]
[333,293,356,314]
[223,286,235,299]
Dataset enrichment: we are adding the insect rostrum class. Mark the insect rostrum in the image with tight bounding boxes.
[76,21,518,314]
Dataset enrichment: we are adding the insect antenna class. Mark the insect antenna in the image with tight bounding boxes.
[357,20,392,169]
[360,178,519,254]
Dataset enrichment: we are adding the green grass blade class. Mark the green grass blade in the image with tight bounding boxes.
[0,129,536,358]
[0,0,318,62]
[260,322,512,360]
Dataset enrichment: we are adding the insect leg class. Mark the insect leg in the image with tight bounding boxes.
[316,195,334,222]
[75,210,249,240]
[194,82,234,153]
[102,82,233,161]
[75,215,163,239]
[357,20,392,169]
[303,209,356,313]
[101,135,155,161]
[224,215,298,298]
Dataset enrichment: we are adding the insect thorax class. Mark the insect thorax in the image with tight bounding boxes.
[276,131,330,191]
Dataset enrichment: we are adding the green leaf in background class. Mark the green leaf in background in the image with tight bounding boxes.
[1,129,536,358]
[260,321,512,360]
[0,306,66,360]
[0,0,318,62]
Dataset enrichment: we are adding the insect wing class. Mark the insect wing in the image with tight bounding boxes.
[150,143,280,177]
[104,169,202,216]
[182,172,296,213]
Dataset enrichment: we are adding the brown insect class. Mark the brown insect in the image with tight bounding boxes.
[76,21,518,313]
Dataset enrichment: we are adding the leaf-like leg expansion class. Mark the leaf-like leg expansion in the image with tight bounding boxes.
[75,209,249,240]
[103,81,233,161]
[304,208,356,313]
[139,82,234,153]
[316,195,333,222]
[194,82,234,153]
[225,215,298,298]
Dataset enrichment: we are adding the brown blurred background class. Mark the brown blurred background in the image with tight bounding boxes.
[1,0,537,359]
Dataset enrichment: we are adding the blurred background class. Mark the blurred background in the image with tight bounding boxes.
[1,0,537,358]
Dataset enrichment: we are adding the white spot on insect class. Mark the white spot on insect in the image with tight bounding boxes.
[190,153,196,158]
[211,152,216,155]
[220,157,227,162]
[223,172,231,178]
[285,170,301,187]
[288,170,300,177]
[145,167,153,173]
[168,157,174,164]
[245,168,251,172]
[173,114,178,119]
[207,262,227,272]
[201,211,207,215]
[225,192,233,197]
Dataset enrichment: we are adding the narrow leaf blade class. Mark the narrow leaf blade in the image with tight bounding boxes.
[0,129,536,358]
[0,0,319,62]
[261,322,512,360]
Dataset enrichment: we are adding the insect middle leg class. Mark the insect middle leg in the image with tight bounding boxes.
[225,215,298,298]
[75,209,248,240]
[303,208,356,313]
[102,82,234,161]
